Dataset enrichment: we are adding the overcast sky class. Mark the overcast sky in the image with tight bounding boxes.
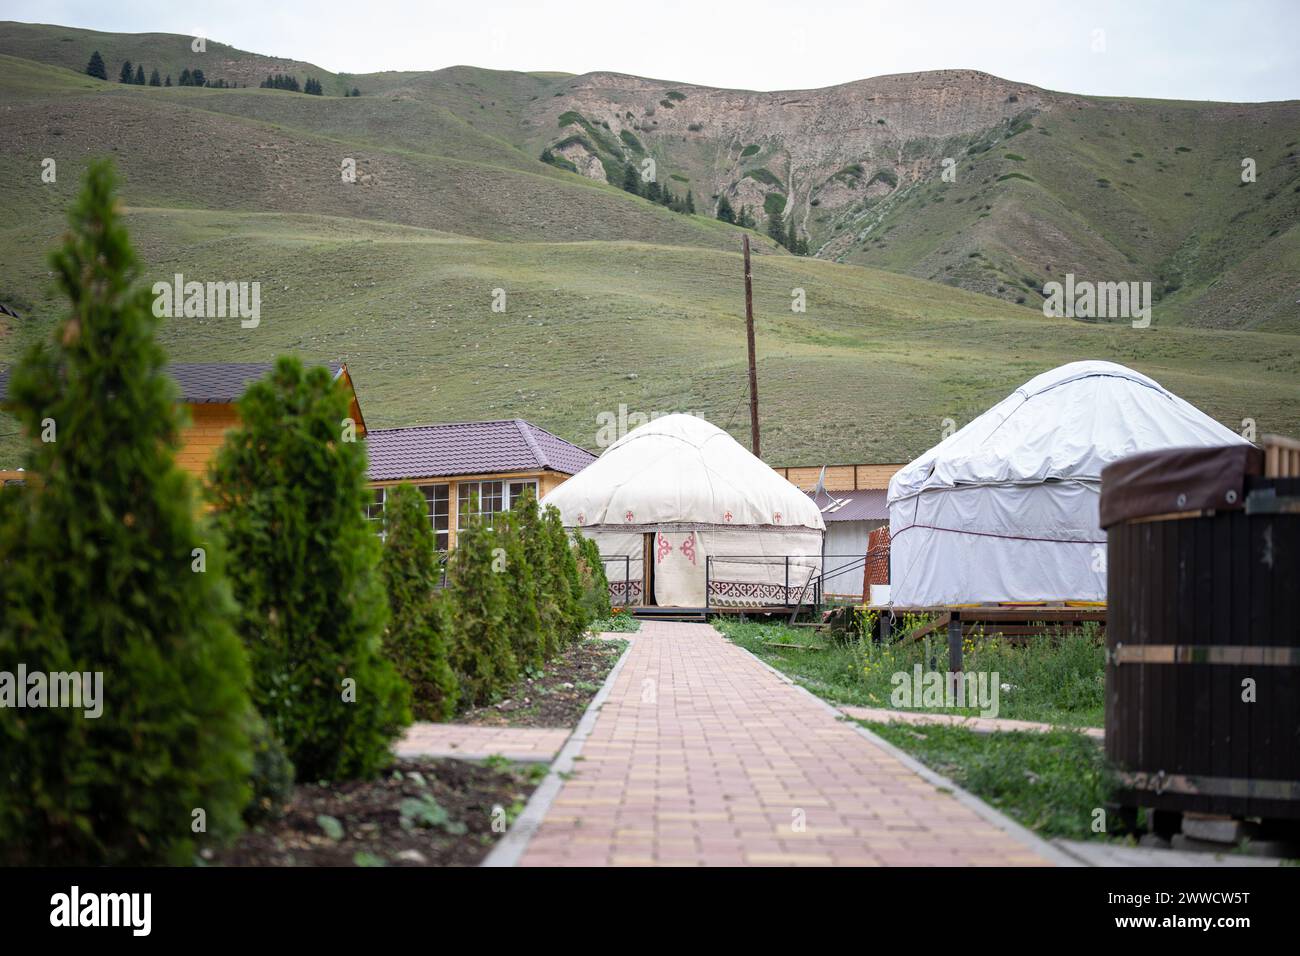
[6,0,1298,101]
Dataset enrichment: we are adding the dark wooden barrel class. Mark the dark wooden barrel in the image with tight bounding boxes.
[1101,444,1299,821]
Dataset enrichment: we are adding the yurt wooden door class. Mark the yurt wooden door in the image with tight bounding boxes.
[651,529,706,606]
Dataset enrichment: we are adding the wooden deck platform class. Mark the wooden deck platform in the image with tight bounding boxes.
[884,604,1108,670]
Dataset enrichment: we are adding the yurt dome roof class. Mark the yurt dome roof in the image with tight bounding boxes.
[889,361,1248,502]
[542,413,825,531]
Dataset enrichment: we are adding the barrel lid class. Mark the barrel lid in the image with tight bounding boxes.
[1099,445,1264,528]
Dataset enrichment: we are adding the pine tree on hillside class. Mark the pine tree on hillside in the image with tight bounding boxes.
[149,68,161,87]
[118,60,133,83]
[716,194,735,223]
[767,207,785,245]
[164,74,172,87]
[85,50,107,80]
[685,189,696,214]
[134,64,145,85]
[191,68,206,87]
[208,358,411,782]
[622,162,641,195]
[786,217,798,254]
[0,161,253,864]
[380,483,458,721]
[737,205,755,229]
[645,178,661,203]
[179,68,192,86]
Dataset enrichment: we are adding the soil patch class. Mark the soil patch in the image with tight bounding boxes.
[210,757,543,867]
[457,638,626,728]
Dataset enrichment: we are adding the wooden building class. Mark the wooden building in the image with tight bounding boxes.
[773,462,905,492]
[365,420,596,551]
[0,361,364,485]
[3,363,594,551]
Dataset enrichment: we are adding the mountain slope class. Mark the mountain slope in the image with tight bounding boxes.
[4,21,1296,331]
[523,69,1300,330]
[0,54,773,254]
[0,23,1296,469]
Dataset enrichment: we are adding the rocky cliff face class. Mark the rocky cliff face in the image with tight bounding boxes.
[530,70,1075,241]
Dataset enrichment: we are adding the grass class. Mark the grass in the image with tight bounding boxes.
[865,722,1115,840]
[4,200,1295,468]
[589,610,640,633]
[744,167,783,188]
[714,617,1105,727]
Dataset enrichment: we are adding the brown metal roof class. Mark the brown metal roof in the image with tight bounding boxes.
[366,419,596,482]
[0,362,344,405]
[169,362,345,403]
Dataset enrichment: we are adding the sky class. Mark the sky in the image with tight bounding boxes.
[4,0,1299,101]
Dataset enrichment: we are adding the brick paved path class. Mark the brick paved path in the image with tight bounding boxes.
[519,621,1054,866]
[396,723,569,762]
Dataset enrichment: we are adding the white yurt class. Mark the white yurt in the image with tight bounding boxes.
[887,360,1249,606]
[542,414,825,608]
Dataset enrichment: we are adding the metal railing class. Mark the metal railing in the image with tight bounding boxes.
[601,554,639,608]
[596,551,879,615]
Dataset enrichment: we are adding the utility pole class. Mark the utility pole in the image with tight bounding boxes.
[742,233,761,459]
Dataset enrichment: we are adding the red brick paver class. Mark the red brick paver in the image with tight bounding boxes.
[396,723,570,762]
[520,621,1053,866]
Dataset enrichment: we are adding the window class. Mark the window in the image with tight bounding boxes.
[458,480,504,527]
[456,480,537,529]
[507,480,538,510]
[365,487,386,536]
[420,483,450,551]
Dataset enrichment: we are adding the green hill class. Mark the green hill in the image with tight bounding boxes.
[0,22,1296,468]
[0,20,342,92]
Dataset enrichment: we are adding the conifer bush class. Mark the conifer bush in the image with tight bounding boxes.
[515,491,564,660]
[0,161,253,864]
[380,482,459,721]
[244,713,295,824]
[543,504,587,645]
[495,505,546,676]
[574,532,612,623]
[445,516,518,705]
[208,357,410,782]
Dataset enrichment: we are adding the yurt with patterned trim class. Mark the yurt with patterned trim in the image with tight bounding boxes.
[541,414,824,608]
[887,360,1250,607]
